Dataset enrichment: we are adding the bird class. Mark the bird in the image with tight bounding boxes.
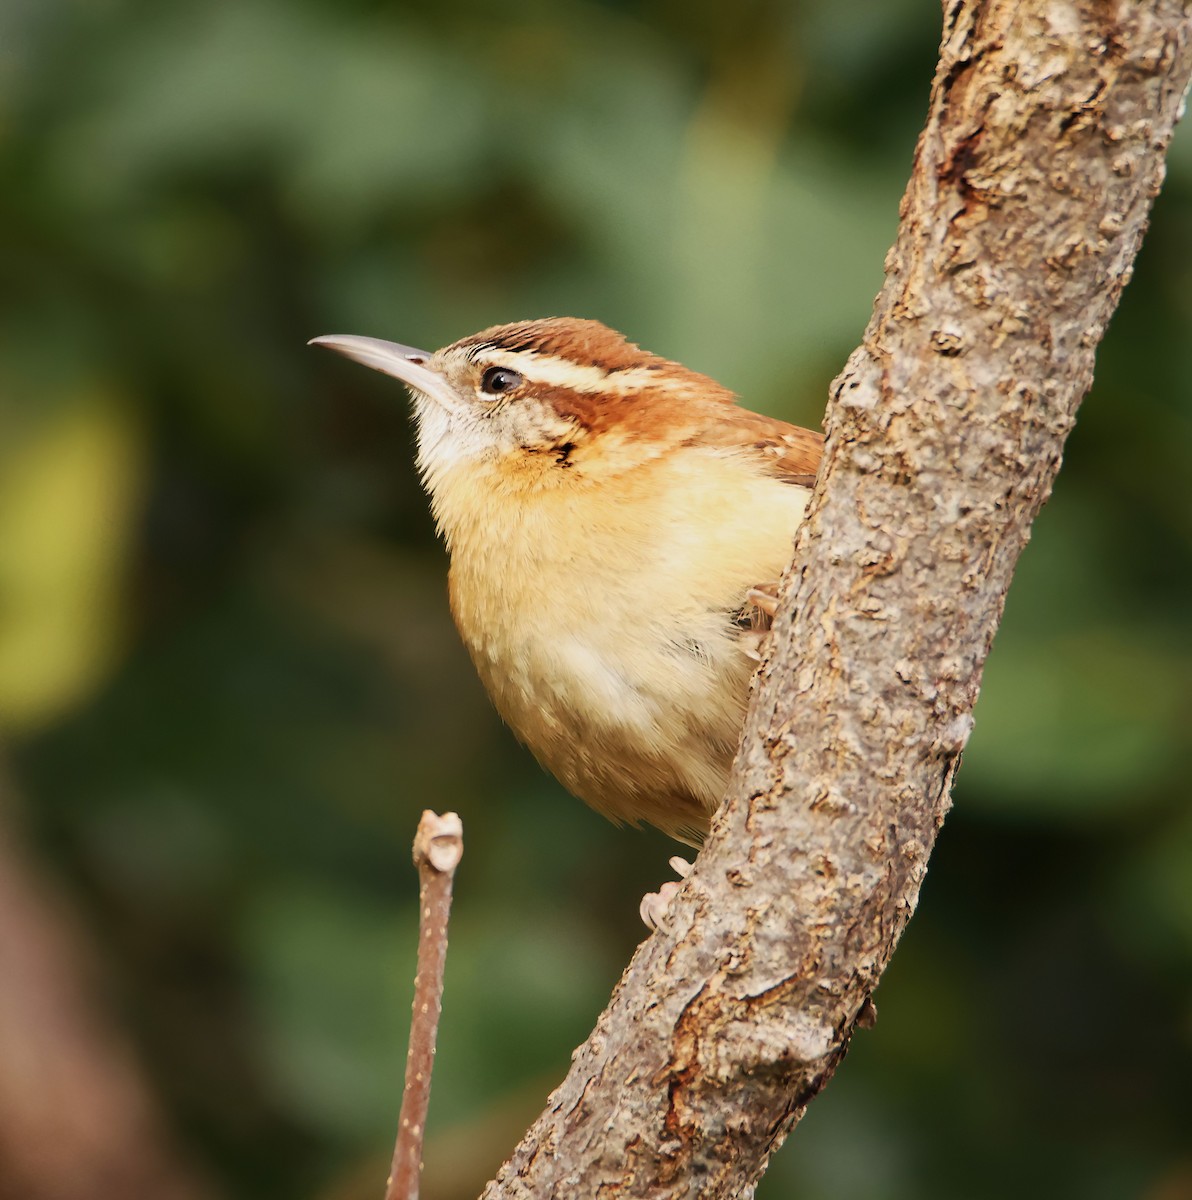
[309,318,822,850]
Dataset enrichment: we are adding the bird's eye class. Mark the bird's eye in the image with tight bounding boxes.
[480,366,523,396]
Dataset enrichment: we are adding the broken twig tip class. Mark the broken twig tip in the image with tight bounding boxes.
[413,809,463,874]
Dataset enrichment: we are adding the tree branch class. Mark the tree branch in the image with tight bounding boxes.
[0,773,213,1200]
[481,3,1192,1197]
[387,811,463,1200]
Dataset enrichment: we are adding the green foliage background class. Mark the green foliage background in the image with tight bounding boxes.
[2,1,1190,1196]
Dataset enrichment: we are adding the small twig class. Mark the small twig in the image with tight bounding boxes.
[385,810,463,1200]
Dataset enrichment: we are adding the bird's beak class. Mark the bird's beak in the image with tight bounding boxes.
[308,334,460,411]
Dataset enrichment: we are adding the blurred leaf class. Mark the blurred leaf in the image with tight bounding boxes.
[0,393,143,729]
[964,627,1186,814]
[242,880,417,1138]
[1111,807,1192,960]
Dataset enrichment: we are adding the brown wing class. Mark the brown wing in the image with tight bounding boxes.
[696,406,824,487]
[707,408,822,654]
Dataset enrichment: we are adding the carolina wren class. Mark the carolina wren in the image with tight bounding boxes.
[310,319,822,844]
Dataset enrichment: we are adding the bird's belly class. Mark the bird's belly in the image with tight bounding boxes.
[461,606,753,841]
[442,458,807,840]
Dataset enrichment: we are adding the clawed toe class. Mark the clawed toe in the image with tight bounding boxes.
[746,584,779,619]
[639,856,695,930]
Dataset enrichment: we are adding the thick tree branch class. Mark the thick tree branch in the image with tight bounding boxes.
[0,776,213,1200]
[481,3,1192,1197]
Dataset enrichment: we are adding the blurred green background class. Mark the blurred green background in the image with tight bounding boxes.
[1,0,1190,1197]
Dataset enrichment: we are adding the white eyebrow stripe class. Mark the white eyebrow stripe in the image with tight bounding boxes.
[475,349,671,395]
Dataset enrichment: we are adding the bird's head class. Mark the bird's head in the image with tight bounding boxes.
[309,318,738,495]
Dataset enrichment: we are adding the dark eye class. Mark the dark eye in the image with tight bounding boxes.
[480,366,523,396]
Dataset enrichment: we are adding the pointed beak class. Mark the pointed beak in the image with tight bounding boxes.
[308,334,460,411]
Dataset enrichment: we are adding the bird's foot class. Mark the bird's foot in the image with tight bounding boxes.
[740,583,780,661]
[639,856,694,930]
[746,583,779,620]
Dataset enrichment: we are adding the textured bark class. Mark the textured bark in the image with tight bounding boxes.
[481,3,1192,1198]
